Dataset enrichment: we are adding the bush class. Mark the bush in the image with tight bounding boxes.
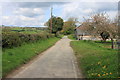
[68,34,76,40]
[2,32,22,48]
[2,32,55,48]
[55,31,62,38]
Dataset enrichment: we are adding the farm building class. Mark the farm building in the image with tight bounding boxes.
[74,25,101,41]
[74,25,92,40]
[74,25,85,40]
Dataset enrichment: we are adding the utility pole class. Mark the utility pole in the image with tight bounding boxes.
[50,7,53,33]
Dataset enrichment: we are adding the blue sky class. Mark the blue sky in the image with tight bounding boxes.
[0,0,118,27]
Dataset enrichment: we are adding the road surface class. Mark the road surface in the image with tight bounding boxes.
[9,36,83,78]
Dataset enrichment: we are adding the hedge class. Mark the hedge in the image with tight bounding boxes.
[2,32,54,48]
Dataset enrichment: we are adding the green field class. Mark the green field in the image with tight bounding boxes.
[2,37,60,77]
[2,27,53,49]
[2,27,47,34]
[67,34,76,40]
[70,40,118,78]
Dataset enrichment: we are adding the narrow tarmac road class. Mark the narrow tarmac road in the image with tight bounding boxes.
[10,36,83,78]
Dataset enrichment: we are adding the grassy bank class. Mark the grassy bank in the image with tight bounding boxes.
[67,34,76,40]
[2,37,60,77]
[0,49,2,78]
[70,40,118,78]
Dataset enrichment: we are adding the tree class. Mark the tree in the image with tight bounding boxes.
[62,17,77,35]
[108,23,118,49]
[81,13,117,49]
[45,16,64,34]
[100,31,110,42]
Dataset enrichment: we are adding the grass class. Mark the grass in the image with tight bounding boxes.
[3,27,45,34]
[95,41,112,49]
[11,28,43,34]
[2,37,60,77]
[0,48,2,78]
[68,34,76,40]
[70,40,118,78]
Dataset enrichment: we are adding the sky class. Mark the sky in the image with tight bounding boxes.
[0,0,119,27]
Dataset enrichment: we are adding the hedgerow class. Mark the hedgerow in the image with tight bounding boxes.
[2,32,54,48]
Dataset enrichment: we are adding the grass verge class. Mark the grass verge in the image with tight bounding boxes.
[2,37,60,77]
[68,34,76,40]
[70,40,118,78]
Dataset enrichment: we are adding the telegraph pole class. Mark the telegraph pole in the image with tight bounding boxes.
[50,7,53,33]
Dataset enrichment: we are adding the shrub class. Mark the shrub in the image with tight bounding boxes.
[2,32,22,48]
[2,32,55,48]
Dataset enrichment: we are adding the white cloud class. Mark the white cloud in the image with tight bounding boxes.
[83,8,93,14]
[2,15,45,27]
[2,16,10,20]
[1,0,119,2]
[107,11,117,20]
[2,2,47,26]
[1,1,118,27]
[14,8,44,17]
[61,2,117,22]
[33,8,43,13]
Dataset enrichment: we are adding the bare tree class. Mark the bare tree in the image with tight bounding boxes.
[81,13,117,49]
[108,16,118,49]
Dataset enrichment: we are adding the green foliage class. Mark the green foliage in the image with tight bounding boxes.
[2,27,47,34]
[68,34,76,40]
[62,27,75,35]
[2,29,54,48]
[62,17,76,35]
[0,49,1,78]
[55,31,62,38]
[2,32,23,48]
[2,37,60,77]
[47,16,64,34]
[71,40,118,78]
